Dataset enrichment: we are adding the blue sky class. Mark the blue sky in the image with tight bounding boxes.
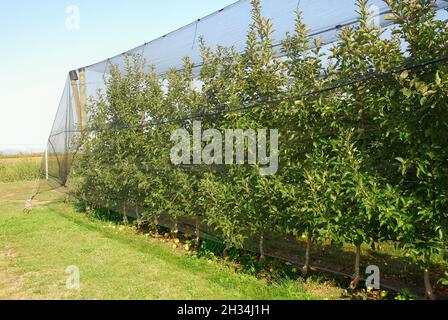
[0,0,236,153]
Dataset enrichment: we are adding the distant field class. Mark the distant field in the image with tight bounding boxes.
[0,153,43,160]
[0,155,42,183]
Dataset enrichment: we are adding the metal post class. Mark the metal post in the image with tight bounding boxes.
[69,70,82,129]
[45,144,49,181]
[79,68,87,130]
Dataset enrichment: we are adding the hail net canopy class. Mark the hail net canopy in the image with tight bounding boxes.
[42,0,447,189]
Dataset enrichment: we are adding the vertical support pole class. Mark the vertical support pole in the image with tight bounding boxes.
[79,68,87,130]
[45,144,49,181]
[69,70,82,129]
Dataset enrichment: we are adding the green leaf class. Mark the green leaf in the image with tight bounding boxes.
[400,70,409,81]
[384,13,396,21]
[435,71,441,86]
[401,88,412,98]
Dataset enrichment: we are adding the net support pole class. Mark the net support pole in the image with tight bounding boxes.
[69,70,82,129]
[79,68,87,130]
[45,144,49,181]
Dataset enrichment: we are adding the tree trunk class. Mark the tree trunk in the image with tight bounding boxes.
[424,253,436,300]
[173,221,179,237]
[259,232,266,262]
[195,218,201,247]
[135,207,141,221]
[350,243,361,289]
[135,207,142,231]
[302,234,312,275]
[223,243,230,258]
[223,229,234,258]
[123,203,128,225]
[153,216,159,234]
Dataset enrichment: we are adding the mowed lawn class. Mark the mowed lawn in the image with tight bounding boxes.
[0,180,342,300]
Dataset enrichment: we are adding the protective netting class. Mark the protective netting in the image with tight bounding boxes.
[41,0,448,193]
[34,0,448,298]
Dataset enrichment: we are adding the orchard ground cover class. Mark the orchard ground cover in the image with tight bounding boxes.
[0,177,341,300]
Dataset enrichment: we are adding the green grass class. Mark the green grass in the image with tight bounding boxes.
[0,182,342,300]
[0,157,41,183]
[1,180,446,299]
